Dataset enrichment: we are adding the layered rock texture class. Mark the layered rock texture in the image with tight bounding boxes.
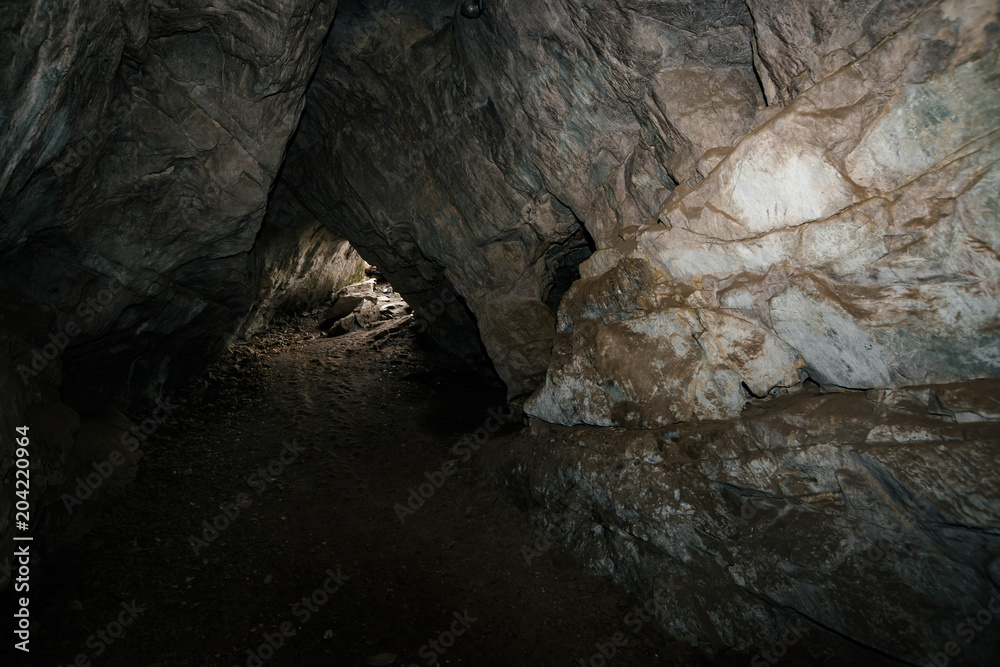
[527,0,1000,426]
[484,380,1000,665]
[244,184,367,337]
[0,0,358,581]
[5,0,995,422]
[1,0,998,662]
[0,0,340,409]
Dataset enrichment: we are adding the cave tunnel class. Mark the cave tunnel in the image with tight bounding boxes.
[1,0,999,665]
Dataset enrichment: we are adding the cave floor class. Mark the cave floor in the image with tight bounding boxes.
[31,307,742,666]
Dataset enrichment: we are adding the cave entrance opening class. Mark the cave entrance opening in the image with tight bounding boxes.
[316,262,411,337]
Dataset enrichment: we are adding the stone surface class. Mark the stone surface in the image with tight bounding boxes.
[244,184,367,337]
[322,296,380,337]
[0,0,339,409]
[320,296,370,330]
[0,3,998,657]
[0,0,357,587]
[527,0,1000,426]
[485,381,1000,665]
[279,0,785,396]
[318,280,378,330]
[7,0,991,421]
[745,0,927,105]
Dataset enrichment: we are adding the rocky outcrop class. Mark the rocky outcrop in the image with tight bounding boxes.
[244,184,367,338]
[527,1,1000,426]
[484,380,1000,665]
[280,0,775,395]
[0,0,354,585]
[279,0,998,416]
[6,0,991,421]
[0,0,339,409]
[318,280,381,336]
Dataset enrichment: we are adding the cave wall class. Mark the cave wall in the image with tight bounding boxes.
[485,379,1000,665]
[280,0,998,421]
[0,0,339,410]
[0,0,352,582]
[7,0,991,427]
[280,0,773,394]
[276,1,1000,663]
[0,0,998,661]
[281,0,579,385]
[528,0,1000,426]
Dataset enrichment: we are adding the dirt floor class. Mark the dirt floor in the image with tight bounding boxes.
[24,288,748,667]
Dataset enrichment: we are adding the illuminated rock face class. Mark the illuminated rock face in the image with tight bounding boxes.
[280,0,999,415]
[526,1,1000,426]
[486,380,1000,665]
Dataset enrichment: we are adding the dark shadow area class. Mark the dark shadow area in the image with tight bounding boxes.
[8,307,736,667]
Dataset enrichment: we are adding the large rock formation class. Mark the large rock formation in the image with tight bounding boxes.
[527,0,1000,426]
[279,0,999,420]
[276,2,997,662]
[0,0,354,580]
[0,0,340,409]
[0,0,997,663]
[484,379,1000,665]
[8,0,993,424]
[280,0,787,394]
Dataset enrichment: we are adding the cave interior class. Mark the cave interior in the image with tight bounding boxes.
[1,0,999,665]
